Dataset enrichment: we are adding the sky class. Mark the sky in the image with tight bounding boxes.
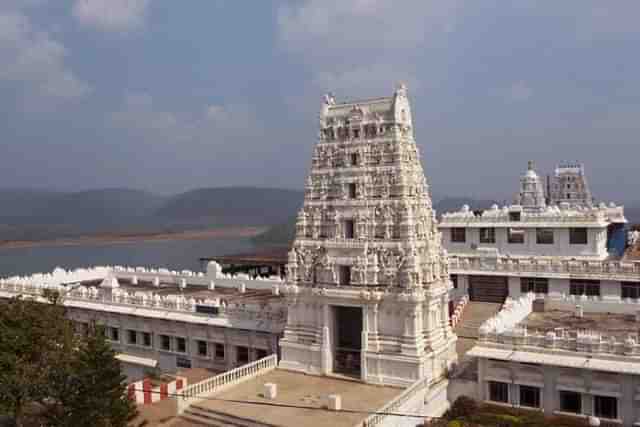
[1,1,639,202]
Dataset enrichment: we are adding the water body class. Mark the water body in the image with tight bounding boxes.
[0,237,256,277]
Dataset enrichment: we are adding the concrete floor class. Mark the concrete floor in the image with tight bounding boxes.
[188,369,403,427]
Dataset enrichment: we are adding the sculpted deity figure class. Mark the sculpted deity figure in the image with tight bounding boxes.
[319,175,329,200]
[333,210,342,238]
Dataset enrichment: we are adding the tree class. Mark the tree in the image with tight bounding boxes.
[0,295,71,426]
[0,295,143,427]
[41,323,143,427]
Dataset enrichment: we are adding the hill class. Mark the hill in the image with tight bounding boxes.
[0,187,303,243]
[155,187,303,226]
[251,197,500,247]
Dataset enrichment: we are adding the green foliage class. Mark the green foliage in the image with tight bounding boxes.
[440,399,590,427]
[0,297,143,427]
[444,396,478,420]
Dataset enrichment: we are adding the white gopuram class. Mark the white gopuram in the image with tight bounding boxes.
[279,84,457,387]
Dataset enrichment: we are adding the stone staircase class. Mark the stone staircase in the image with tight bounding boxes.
[454,301,502,339]
[175,404,275,427]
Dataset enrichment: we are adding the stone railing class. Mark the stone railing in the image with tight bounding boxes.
[176,354,278,414]
[0,264,285,292]
[450,295,469,328]
[449,256,640,281]
[362,375,431,427]
[440,205,624,225]
[0,280,286,329]
[479,326,640,357]
[479,294,535,334]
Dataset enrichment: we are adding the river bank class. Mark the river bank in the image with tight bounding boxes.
[0,226,267,250]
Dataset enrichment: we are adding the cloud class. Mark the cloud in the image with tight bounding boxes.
[0,10,90,110]
[504,81,534,103]
[73,0,149,32]
[110,93,260,144]
[110,92,190,142]
[278,0,458,95]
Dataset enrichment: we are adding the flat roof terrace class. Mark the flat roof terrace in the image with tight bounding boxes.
[75,278,284,305]
[185,369,403,427]
[519,309,640,340]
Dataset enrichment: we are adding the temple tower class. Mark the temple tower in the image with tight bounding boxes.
[516,161,546,211]
[279,84,457,387]
[549,162,593,207]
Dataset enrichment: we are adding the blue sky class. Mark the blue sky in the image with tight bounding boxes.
[1,1,639,202]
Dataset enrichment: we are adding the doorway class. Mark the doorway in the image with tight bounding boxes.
[469,275,508,303]
[333,306,363,377]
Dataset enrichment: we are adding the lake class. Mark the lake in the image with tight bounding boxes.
[0,237,257,277]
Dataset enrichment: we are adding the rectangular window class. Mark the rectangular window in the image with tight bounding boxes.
[488,381,509,404]
[570,279,600,297]
[559,390,582,414]
[237,346,249,365]
[127,329,137,345]
[351,153,358,166]
[176,357,192,369]
[594,395,617,419]
[621,282,640,299]
[508,228,525,244]
[256,349,268,360]
[176,337,187,353]
[520,277,549,294]
[142,332,152,347]
[479,228,495,244]
[536,228,554,244]
[110,327,119,342]
[352,128,360,139]
[197,340,207,357]
[509,211,521,221]
[451,228,466,243]
[345,219,355,239]
[519,385,540,408]
[160,335,171,351]
[215,343,225,360]
[348,183,357,199]
[451,274,458,289]
[339,266,351,286]
[570,228,588,245]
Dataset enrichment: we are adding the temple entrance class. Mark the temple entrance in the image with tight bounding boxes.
[333,306,362,377]
[469,275,508,303]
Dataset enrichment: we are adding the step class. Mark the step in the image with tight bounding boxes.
[183,407,248,427]
[187,405,277,427]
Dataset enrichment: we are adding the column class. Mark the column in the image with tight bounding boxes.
[321,303,331,375]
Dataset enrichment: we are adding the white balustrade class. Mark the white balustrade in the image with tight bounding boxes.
[362,376,431,427]
[176,354,278,414]
[449,256,640,281]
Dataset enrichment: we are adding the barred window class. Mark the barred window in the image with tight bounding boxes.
[536,228,554,244]
[508,228,525,244]
[451,228,466,243]
[519,385,540,408]
[621,282,640,299]
[570,279,600,297]
[479,228,495,244]
[489,381,509,404]
[520,277,548,294]
[569,228,588,245]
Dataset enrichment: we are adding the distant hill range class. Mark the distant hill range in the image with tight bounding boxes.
[252,197,500,247]
[0,187,302,242]
[0,188,637,245]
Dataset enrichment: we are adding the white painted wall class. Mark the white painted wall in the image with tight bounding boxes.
[477,357,639,426]
[441,227,608,259]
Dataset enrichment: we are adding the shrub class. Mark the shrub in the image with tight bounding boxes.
[445,396,479,420]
